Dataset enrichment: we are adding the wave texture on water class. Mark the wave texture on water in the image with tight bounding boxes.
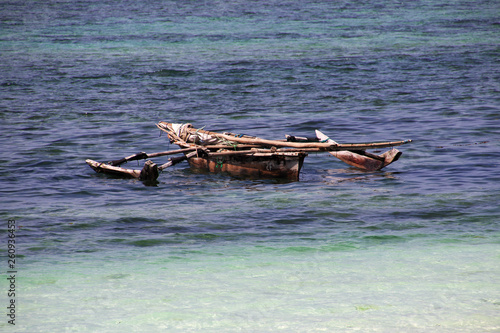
[1,0,499,331]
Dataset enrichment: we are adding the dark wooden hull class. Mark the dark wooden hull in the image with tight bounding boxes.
[186,152,307,180]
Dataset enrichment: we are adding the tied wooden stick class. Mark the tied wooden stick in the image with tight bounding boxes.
[156,122,412,151]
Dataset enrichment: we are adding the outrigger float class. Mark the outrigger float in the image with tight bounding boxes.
[86,121,412,182]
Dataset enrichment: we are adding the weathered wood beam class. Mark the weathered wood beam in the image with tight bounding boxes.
[158,151,198,170]
[86,159,141,178]
[109,147,197,166]
[156,122,412,151]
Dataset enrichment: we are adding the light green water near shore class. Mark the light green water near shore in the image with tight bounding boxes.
[4,238,497,332]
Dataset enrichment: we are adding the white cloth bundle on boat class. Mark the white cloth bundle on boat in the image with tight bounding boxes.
[170,123,220,145]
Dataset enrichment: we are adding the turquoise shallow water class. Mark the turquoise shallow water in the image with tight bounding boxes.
[15,241,500,332]
[1,0,500,331]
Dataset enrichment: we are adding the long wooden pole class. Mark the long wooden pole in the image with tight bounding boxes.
[207,131,412,150]
[157,122,412,151]
[109,147,198,166]
[158,151,198,170]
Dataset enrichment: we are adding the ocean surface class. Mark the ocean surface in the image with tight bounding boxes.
[1,0,499,331]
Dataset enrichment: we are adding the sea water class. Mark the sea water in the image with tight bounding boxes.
[1,0,499,331]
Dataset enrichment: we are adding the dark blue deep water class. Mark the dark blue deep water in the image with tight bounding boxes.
[1,0,499,331]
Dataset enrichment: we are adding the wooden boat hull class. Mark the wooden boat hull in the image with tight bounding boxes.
[186,152,307,180]
[328,148,402,171]
[314,130,402,171]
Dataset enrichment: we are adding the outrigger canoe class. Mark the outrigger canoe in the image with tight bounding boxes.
[86,121,412,181]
